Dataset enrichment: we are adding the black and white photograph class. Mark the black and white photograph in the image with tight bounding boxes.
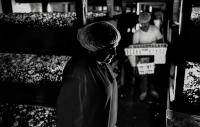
[0,0,200,127]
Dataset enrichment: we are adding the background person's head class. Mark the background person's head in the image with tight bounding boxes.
[138,12,151,32]
[77,21,121,63]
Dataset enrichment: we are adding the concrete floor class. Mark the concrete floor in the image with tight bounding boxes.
[117,94,166,127]
[116,60,168,127]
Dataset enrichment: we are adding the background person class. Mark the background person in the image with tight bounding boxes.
[56,21,121,127]
[130,12,164,101]
[133,12,163,44]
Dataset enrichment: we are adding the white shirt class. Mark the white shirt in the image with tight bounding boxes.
[133,25,163,44]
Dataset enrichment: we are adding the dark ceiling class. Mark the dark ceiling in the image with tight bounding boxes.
[192,0,200,6]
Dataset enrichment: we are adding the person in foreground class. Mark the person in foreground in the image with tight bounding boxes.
[131,12,164,101]
[56,21,121,127]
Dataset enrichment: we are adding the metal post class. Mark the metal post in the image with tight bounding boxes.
[76,0,87,26]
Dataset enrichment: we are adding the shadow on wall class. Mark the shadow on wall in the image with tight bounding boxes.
[0,24,80,55]
[0,13,83,55]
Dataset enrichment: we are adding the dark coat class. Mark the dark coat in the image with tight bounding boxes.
[56,55,118,127]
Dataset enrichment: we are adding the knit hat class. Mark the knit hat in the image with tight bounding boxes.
[138,12,151,23]
[77,21,121,52]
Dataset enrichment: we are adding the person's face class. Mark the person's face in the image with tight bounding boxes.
[96,44,117,63]
[140,22,150,32]
[103,47,117,63]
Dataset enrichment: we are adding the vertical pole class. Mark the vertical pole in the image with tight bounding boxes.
[165,0,174,43]
[178,0,183,35]
[42,1,48,12]
[0,0,3,13]
[64,3,69,12]
[107,0,114,18]
[121,0,126,14]
[172,0,180,23]
[76,0,87,27]
[179,0,192,36]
